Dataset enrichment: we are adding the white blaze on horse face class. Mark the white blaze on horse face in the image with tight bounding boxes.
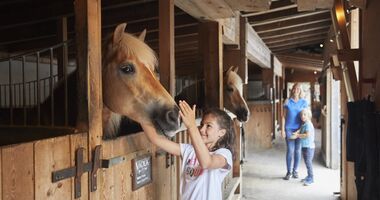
[224,68,250,122]
[102,23,180,136]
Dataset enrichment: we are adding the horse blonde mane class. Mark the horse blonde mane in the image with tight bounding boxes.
[226,70,243,94]
[118,32,158,71]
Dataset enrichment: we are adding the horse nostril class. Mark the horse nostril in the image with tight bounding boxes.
[166,107,179,123]
[237,108,249,121]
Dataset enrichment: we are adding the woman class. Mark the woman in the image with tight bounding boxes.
[281,83,308,180]
[140,100,234,200]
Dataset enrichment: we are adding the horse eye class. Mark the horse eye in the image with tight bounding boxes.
[226,87,234,92]
[120,63,135,74]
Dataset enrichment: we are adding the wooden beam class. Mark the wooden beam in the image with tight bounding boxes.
[337,49,361,61]
[256,18,331,34]
[268,36,326,49]
[74,1,102,199]
[246,24,271,68]
[242,4,297,17]
[250,10,330,26]
[247,7,299,22]
[239,16,248,83]
[225,0,271,12]
[297,0,318,11]
[271,40,325,52]
[262,26,330,41]
[333,0,358,100]
[159,0,175,96]
[283,62,323,71]
[199,21,223,108]
[264,31,329,44]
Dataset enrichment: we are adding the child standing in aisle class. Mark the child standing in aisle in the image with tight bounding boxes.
[293,108,315,186]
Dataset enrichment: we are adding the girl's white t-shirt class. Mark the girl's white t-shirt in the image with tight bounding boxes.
[179,143,233,200]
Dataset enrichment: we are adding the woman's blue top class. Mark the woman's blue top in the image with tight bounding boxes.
[284,98,308,137]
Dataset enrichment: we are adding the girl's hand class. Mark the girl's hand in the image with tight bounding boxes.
[178,100,197,130]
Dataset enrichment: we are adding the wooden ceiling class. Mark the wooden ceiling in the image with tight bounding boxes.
[244,0,332,55]
[0,0,333,72]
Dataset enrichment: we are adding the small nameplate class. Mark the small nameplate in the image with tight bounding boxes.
[131,153,152,191]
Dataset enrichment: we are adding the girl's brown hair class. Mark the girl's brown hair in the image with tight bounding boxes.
[203,108,235,154]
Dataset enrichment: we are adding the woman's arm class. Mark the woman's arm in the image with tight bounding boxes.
[140,123,181,156]
[297,131,310,138]
[281,109,288,138]
[179,101,228,169]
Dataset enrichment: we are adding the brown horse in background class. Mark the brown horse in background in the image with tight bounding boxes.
[175,66,250,122]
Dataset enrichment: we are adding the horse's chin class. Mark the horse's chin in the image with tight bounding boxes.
[153,119,180,138]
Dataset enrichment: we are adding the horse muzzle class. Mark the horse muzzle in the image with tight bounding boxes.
[236,107,250,122]
[152,106,180,137]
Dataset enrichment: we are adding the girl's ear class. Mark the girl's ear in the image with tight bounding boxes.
[218,129,227,137]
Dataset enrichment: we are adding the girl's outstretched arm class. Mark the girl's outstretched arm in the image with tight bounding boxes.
[179,100,228,169]
[140,123,181,156]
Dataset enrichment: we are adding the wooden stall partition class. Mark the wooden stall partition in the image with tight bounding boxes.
[244,103,273,150]
[2,143,34,200]
[70,133,89,200]
[99,133,154,200]
[199,21,223,109]
[35,136,72,200]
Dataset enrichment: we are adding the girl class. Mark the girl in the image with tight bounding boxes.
[140,100,234,200]
[293,108,315,186]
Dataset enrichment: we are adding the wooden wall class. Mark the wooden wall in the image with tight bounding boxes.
[0,131,180,200]
[244,102,273,150]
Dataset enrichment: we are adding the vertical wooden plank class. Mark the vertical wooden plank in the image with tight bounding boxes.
[199,21,223,108]
[100,140,114,200]
[2,143,33,200]
[232,120,241,178]
[70,133,89,200]
[239,17,248,84]
[74,0,102,199]
[35,136,71,200]
[159,0,175,96]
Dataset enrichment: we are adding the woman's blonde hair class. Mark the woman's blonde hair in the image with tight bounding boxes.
[291,83,304,98]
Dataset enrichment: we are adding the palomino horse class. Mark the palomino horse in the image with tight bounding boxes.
[175,66,250,122]
[101,23,180,138]
[0,23,180,139]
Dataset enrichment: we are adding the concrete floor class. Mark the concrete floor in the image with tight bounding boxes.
[241,129,340,200]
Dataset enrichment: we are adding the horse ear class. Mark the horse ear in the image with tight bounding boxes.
[226,66,234,73]
[138,29,147,41]
[113,23,127,45]
[233,66,239,73]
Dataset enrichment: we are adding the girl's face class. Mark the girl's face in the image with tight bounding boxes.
[199,114,226,149]
[301,111,309,122]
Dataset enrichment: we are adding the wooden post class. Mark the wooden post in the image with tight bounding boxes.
[239,16,248,84]
[199,21,223,108]
[74,0,102,199]
[159,0,175,96]
[159,1,177,200]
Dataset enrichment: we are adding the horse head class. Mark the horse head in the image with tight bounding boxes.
[224,66,250,122]
[102,23,180,138]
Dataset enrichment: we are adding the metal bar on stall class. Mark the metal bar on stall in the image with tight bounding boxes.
[22,56,27,125]
[0,86,2,107]
[8,59,13,125]
[36,52,41,125]
[50,48,55,126]
[63,43,68,126]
